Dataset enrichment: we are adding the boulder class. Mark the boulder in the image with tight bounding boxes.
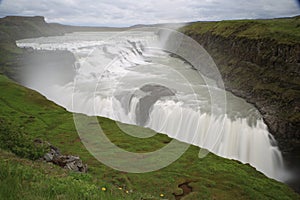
[39,140,88,173]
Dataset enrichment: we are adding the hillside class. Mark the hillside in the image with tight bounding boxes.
[0,74,298,199]
[181,16,300,152]
[0,16,126,80]
[0,15,299,199]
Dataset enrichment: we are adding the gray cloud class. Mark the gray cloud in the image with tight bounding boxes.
[0,0,299,26]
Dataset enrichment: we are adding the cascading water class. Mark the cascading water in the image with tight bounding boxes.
[17,30,286,181]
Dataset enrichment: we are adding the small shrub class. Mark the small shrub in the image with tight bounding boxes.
[0,117,46,160]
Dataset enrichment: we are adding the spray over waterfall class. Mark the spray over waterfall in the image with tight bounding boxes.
[17,30,286,181]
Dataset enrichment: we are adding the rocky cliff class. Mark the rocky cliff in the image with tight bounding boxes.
[181,16,300,152]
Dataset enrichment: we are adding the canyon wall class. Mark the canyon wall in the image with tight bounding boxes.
[182,16,300,152]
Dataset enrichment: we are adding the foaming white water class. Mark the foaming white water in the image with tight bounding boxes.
[17,31,286,181]
[148,101,284,179]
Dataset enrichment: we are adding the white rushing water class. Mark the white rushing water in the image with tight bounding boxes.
[17,30,286,181]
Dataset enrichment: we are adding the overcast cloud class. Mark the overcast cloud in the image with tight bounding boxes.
[0,0,299,26]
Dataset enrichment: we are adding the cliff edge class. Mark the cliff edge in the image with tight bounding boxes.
[181,16,300,152]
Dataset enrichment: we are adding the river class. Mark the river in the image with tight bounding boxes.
[16,29,286,181]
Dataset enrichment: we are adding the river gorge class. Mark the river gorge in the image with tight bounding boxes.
[16,30,287,181]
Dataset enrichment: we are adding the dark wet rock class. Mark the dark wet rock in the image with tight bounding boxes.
[134,84,175,126]
[183,30,300,153]
[173,182,193,200]
[183,27,300,192]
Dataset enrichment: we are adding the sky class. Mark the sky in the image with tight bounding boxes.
[0,0,299,27]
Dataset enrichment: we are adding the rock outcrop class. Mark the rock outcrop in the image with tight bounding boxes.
[182,17,300,152]
[35,139,88,173]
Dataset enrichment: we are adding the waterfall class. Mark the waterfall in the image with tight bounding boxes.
[16,30,286,181]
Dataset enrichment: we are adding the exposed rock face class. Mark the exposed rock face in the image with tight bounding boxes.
[135,84,175,126]
[37,139,88,173]
[183,29,300,152]
[51,154,88,173]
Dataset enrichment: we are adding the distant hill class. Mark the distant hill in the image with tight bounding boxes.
[0,16,126,43]
[0,16,127,80]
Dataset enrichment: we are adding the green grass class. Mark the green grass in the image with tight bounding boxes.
[0,74,299,199]
[181,16,300,44]
[0,150,150,200]
[0,117,46,160]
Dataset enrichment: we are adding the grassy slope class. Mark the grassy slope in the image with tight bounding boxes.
[181,16,300,44]
[0,149,148,200]
[0,75,299,200]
